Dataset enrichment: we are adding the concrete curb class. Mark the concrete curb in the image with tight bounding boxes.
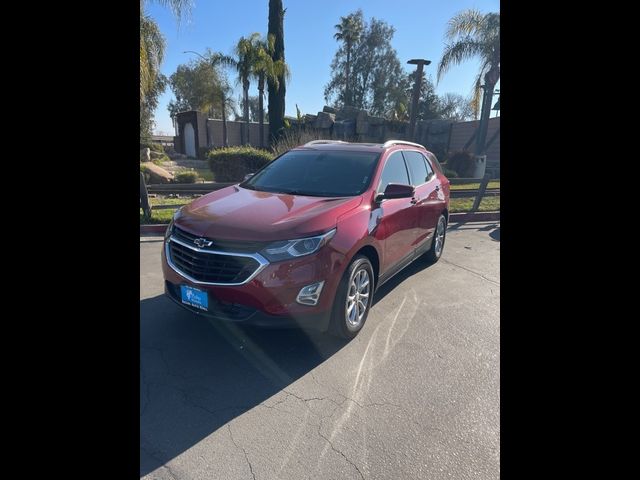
[140,211,499,236]
[140,224,169,235]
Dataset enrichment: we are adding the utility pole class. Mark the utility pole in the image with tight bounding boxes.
[407,58,431,141]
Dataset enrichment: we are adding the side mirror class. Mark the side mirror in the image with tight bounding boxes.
[376,183,415,202]
[243,173,255,181]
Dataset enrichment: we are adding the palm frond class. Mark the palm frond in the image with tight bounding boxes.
[438,8,500,89]
[140,12,166,102]
[470,72,483,119]
[150,0,194,25]
[333,11,364,45]
[437,37,484,82]
[445,9,484,40]
[210,52,237,69]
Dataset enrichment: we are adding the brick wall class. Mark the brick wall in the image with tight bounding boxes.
[448,116,500,171]
[206,119,270,148]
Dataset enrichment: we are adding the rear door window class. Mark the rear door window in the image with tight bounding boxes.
[420,153,434,177]
[403,150,430,186]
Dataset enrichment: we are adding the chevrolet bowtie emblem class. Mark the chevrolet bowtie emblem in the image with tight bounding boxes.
[194,238,213,248]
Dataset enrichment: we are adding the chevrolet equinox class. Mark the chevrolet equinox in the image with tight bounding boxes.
[162,140,450,339]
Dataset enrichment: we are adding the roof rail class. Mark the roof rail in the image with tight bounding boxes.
[382,140,425,149]
[303,140,350,147]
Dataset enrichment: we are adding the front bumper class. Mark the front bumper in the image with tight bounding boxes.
[161,238,346,331]
[164,281,330,329]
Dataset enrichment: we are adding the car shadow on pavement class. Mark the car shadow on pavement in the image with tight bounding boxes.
[140,295,348,477]
[372,255,435,306]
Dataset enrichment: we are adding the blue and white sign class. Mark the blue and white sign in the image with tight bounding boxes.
[180,285,209,311]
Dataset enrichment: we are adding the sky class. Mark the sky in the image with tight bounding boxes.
[147,0,500,135]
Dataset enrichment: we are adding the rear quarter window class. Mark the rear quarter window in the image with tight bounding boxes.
[424,151,443,174]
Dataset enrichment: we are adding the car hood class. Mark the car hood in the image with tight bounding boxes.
[174,185,362,241]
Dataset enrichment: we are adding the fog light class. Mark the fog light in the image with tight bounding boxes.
[296,281,325,306]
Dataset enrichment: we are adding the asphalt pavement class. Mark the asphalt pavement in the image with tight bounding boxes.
[140,221,500,479]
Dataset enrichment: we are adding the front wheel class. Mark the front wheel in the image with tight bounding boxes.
[424,214,447,263]
[329,255,374,339]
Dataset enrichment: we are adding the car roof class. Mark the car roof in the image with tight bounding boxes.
[291,140,430,154]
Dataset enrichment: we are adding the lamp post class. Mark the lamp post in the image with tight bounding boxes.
[407,58,431,141]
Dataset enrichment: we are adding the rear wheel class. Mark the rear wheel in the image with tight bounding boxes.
[329,255,374,339]
[424,214,447,263]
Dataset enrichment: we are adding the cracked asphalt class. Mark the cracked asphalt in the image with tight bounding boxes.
[140,221,500,479]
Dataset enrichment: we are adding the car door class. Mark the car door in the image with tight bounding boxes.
[402,150,443,251]
[374,151,417,275]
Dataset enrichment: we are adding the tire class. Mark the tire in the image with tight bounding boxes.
[424,214,447,263]
[329,255,375,339]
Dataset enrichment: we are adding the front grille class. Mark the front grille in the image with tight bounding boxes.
[168,239,262,284]
[173,226,267,253]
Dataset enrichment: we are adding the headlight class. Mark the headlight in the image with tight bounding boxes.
[165,218,174,239]
[260,229,336,262]
[165,208,180,240]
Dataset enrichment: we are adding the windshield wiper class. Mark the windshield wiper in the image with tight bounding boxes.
[277,189,329,196]
[241,184,266,192]
[278,189,304,195]
[285,189,351,197]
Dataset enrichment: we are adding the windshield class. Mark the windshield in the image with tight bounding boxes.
[241,149,380,197]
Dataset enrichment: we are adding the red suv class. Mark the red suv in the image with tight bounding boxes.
[162,140,450,338]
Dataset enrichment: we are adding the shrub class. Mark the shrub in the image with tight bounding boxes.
[198,146,213,160]
[140,142,165,154]
[442,167,458,178]
[445,150,476,177]
[208,146,274,182]
[175,170,200,184]
[427,144,447,163]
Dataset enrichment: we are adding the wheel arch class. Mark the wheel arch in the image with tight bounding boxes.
[353,245,380,290]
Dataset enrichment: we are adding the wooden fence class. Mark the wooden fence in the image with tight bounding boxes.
[141,174,498,219]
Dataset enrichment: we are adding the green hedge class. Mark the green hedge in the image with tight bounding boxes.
[208,147,274,182]
[445,151,475,177]
[175,171,200,183]
[442,167,459,178]
[140,142,165,154]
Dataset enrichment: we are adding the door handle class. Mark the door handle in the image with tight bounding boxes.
[410,197,418,205]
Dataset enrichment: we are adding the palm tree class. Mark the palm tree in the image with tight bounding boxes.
[217,34,261,145]
[437,9,500,156]
[140,7,165,107]
[333,10,364,107]
[236,34,262,145]
[214,81,235,147]
[209,52,238,148]
[140,0,192,103]
[252,36,290,148]
[268,0,287,145]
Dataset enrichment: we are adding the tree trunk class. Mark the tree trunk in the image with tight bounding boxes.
[243,79,250,145]
[474,80,496,156]
[221,94,228,147]
[268,0,286,146]
[258,74,265,148]
[345,43,351,106]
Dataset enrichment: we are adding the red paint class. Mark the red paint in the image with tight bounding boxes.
[162,143,450,323]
